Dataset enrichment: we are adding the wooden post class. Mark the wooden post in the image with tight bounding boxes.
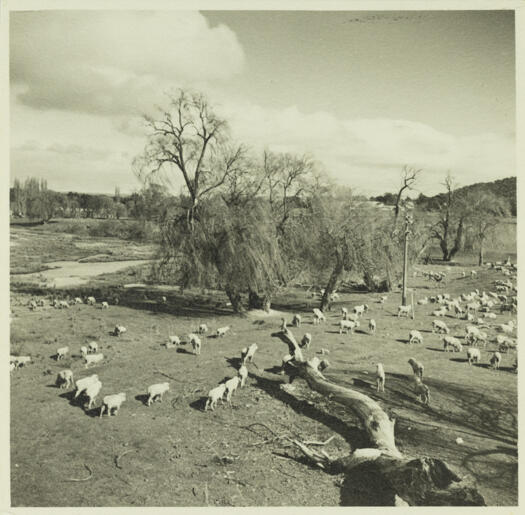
[411,289,415,320]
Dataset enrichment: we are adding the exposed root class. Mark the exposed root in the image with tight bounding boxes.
[115,449,136,469]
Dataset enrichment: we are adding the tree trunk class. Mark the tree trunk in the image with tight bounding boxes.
[279,358,486,506]
[440,239,449,261]
[448,219,464,261]
[478,239,484,266]
[248,290,272,312]
[225,287,244,313]
[320,260,343,311]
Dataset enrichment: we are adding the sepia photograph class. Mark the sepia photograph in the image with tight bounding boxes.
[4,1,520,508]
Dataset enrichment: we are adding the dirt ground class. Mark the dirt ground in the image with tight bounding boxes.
[10,263,517,506]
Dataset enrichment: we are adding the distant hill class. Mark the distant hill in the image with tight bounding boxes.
[372,177,516,216]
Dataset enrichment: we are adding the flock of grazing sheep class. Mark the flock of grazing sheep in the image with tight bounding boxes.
[10,258,517,424]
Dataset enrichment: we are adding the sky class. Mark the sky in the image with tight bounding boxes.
[9,9,516,196]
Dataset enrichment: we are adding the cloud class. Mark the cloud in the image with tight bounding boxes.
[11,11,244,115]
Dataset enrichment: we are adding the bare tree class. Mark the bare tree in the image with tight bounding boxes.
[393,166,422,225]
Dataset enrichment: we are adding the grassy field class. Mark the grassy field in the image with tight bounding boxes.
[10,261,517,506]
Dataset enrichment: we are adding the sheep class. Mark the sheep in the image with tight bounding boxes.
[498,321,515,334]
[58,300,70,309]
[443,336,462,352]
[413,375,430,405]
[432,320,450,334]
[300,333,312,349]
[466,347,481,365]
[417,297,429,305]
[376,363,385,392]
[490,352,502,370]
[238,365,248,387]
[56,369,74,389]
[167,335,180,347]
[205,384,226,411]
[432,307,447,317]
[84,353,104,368]
[224,376,241,404]
[84,379,102,409]
[407,358,424,379]
[397,305,412,318]
[339,319,359,334]
[497,336,517,352]
[88,341,98,354]
[56,346,69,361]
[29,300,38,310]
[454,304,464,318]
[101,301,109,309]
[216,326,230,338]
[74,374,99,398]
[341,307,348,319]
[37,298,46,307]
[483,312,497,319]
[312,308,326,324]
[408,329,423,345]
[368,319,376,334]
[87,296,96,306]
[354,304,368,317]
[147,382,170,406]
[471,270,477,278]
[12,356,31,368]
[100,393,126,417]
[114,324,127,337]
[241,343,258,365]
[292,314,302,327]
[189,334,202,355]
[465,325,484,345]
[466,302,480,313]
[80,346,88,358]
[74,297,83,304]
[198,324,208,335]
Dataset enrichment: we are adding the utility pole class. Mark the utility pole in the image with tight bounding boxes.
[401,203,414,306]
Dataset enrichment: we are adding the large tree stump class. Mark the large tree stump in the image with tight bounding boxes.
[270,328,486,506]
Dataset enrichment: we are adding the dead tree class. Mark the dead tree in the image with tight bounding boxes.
[271,328,485,506]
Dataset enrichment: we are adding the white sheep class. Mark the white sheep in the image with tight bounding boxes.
[147,382,170,406]
[490,352,502,370]
[417,297,429,305]
[354,304,368,317]
[80,346,88,358]
[87,296,96,305]
[454,304,464,318]
[368,319,376,334]
[407,358,424,379]
[312,308,326,324]
[74,374,99,398]
[238,365,248,387]
[56,369,74,389]
[397,305,412,318]
[29,300,37,310]
[88,341,98,353]
[339,319,359,334]
[300,333,312,349]
[167,335,180,347]
[432,307,447,317]
[466,347,481,365]
[224,376,241,404]
[84,379,102,409]
[198,324,208,334]
[443,336,462,352]
[56,346,69,361]
[465,325,483,345]
[483,312,497,319]
[12,355,31,368]
[100,393,126,417]
[413,375,430,405]
[408,330,423,345]
[58,300,70,309]
[114,324,127,337]
[189,333,202,355]
[74,297,83,304]
[376,363,385,392]
[292,314,302,327]
[341,307,348,319]
[84,353,104,368]
[432,320,450,334]
[498,321,515,334]
[241,343,258,365]
[471,270,477,278]
[205,384,226,411]
[101,301,109,309]
[216,326,230,337]
[466,302,480,313]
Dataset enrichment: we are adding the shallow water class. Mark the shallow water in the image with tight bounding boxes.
[13,259,151,288]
